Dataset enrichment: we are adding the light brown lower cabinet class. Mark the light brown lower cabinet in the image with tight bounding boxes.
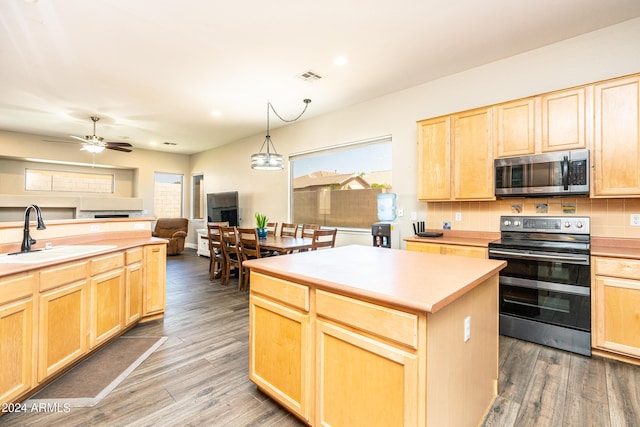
[406,241,487,258]
[592,256,640,358]
[249,271,499,426]
[0,297,34,404]
[38,280,88,382]
[125,248,144,326]
[144,244,167,316]
[0,242,166,404]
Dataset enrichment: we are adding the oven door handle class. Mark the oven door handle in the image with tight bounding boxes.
[489,249,589,264]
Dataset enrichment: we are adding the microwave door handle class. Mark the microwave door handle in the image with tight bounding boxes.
[562,155,569,190]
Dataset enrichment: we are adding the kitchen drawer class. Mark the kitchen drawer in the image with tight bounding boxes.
[90,252,125,276]
[250,272,309,311]
[316,289,418,349]
[0,272,36,305]
[40,261,88,291]
[594,256,640,280]
[125,247,144,265]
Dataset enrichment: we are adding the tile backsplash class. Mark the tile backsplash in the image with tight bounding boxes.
[427,197,640,238]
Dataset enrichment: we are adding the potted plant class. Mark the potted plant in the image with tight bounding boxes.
[255,212,268,239]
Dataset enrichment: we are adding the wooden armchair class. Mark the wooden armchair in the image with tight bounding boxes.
[152,218,188,255]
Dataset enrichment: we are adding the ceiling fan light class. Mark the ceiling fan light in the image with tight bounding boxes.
[82,144,106,153]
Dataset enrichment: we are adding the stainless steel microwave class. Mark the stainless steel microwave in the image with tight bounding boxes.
[495,149,589,197]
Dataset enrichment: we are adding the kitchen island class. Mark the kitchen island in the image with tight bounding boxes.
[244,245,506,427]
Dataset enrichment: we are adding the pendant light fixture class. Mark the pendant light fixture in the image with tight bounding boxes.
[251,98,311,170]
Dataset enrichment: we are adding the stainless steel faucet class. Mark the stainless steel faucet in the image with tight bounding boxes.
[21,204,46,253]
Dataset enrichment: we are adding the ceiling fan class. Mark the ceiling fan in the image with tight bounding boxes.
[70,116,133,153]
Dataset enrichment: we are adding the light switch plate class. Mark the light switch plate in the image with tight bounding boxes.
[631,214,640,226]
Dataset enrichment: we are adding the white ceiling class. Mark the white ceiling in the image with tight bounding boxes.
[2,0,640,155]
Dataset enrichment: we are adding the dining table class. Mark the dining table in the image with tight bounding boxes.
[259,235,313,254]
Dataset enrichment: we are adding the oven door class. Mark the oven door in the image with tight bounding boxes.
[489,247,591,331]
[499,278,590,331]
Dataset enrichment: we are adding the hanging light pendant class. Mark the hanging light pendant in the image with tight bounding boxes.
[251,99,311,170]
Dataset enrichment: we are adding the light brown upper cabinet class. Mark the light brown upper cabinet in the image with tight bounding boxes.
[417,109,494,201]
[453,107,495,200]
[495,98,537,157]
[417,116,451,200]
[593,75,640,197]
[541,87,587,152]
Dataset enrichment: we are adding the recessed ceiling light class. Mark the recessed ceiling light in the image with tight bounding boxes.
[149,141,158,146]
[333,56,348,66]
[211,111,222,117]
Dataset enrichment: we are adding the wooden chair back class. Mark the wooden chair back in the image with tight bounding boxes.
[266,222,278,236]
[311,228,337,250]
[220,226,242,287]
[207,222,227,281]
[237,227,262,291]
[301,224,321,239]
[280,222,299,237]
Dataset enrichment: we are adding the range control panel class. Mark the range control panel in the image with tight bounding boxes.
[499,216,590,234]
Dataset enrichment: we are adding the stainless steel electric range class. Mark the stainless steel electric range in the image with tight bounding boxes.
[488,216,591,356]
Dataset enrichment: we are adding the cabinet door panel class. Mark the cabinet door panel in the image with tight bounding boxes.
[0,299,33,403]
[594,276,640,357]
[541,87,586,152]
[316,320,418,427]
[495,98,536,157]
[249,294,310,421]
[453,108,494,200]
[38,281,87,382]
[594,76,640,196]
[126,262,143,325]
[417,116,451,200]
[144,244,166,316]
[90,269,125,348]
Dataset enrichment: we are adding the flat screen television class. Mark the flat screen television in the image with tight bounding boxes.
[206,191,239,226]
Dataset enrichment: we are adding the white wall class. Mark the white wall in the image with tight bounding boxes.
[190,18,640,247]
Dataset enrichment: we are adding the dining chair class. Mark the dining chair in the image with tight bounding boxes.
[280,222,299,237]
[237,227,265,291]
[299,224,321,251]
[266,222,278,236]
[311,228,337,250]
[220,226,242,288]
[207,222,227,281]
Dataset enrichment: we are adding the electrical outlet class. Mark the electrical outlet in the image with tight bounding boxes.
[455,212,462,221]
[443,221,451,230]
[410,211,417,221]
[90,224,100,232]
[397,208,404,217]
[631,214,640,226]
[464,316,471,342]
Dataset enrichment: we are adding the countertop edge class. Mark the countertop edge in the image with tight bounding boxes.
[0,236,167,277]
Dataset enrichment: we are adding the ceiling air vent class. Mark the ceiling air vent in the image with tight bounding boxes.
[298,71,322,82]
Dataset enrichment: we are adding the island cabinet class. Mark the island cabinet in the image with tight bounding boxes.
[249,272,311,422]
[592,256,640,358]
[245,245,506,427]
[0,272,36,405]
[88,252,125,349]
[37,260,89,382]
[593,75,640,197]
[315,290,419,427]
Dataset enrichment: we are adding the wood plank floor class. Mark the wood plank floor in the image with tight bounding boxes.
[3,249,639,426]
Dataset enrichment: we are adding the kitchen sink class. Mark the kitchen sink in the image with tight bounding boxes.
[0,245,118,264]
